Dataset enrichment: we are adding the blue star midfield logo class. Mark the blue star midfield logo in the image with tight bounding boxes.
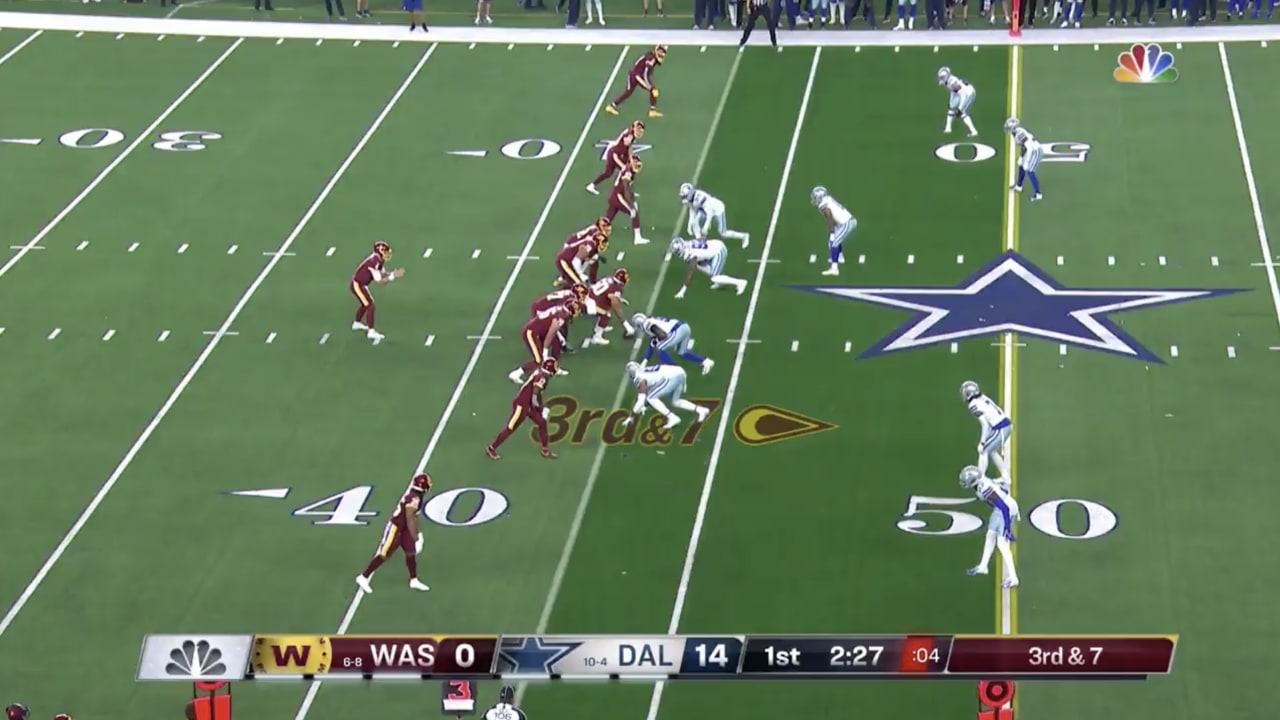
[498,636,582,675]
[789,251,1244,363]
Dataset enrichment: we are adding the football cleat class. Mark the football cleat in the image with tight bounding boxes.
[937,66,952,85]
[614,268,630,285]
[409,473,432,494]
[373,241,392,261]
[960,380,981,401]
[485,445,501,460]
[540,448,559,459]
[959,465,982,489]
[1004,117,1020,134]
[654,44,667,62]
[409,579,431,592]
[542,357,560,374]
[604,104,619,116]
[678,182,694,202]
[631,120,646,137]
[694,405,711,423]
[810,186,828,206]
[966,566,989,576]
[355,575,374,594]
[571,284,589,302]
[647,109,664,119]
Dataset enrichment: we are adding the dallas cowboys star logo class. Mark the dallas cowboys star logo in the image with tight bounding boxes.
[789,251,1244,363]
[498,636,582,675]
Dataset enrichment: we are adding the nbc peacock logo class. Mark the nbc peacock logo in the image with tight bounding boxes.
[1114,43,1179,84]
[165,639,228,677]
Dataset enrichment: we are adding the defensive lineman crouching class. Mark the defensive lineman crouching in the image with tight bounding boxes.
[669,237,748,300]
[632,312,714,375]
[622,361,711,431]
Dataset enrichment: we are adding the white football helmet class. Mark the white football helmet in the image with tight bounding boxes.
[678,182,694,202]
[959,465,982,489]
[1004,117,1020,134]
[810,186,828,206]
[937,66,952,85]
[669,237,686,255]
[960,380,981,402]
[631,313,648,332]
[625,361,642,380]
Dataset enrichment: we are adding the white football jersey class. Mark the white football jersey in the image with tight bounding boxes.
[973,476,1019,517]
[968,394,1009,429]
[817,194,852,225]
[643,316,679,337]
[678,238,726,262]
[948,76,973,94]
[689,189,725,215]
[1012,125,1037,147]
[483,703,527,720]
[634,363,686,396]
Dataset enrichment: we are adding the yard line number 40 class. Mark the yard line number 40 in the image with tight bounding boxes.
[293,486,510,528]
[898,496,1118,540]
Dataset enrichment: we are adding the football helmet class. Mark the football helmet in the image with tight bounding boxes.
[595,216,612,236]
[499,686,516,704]
[678,183,694,202]
[570,283,589,302]
[5,705,28,720]
[53,716,73,720]
[937,66,952,85]
[564,298,583,317]
[630,158,644,174]
[960,380,981,402]
[654,45,667,63]
[595,233,610,253]
[631,312,648,331]
[373,241,392,261]
[810,186,828,206]
[669,237,686,255]
[409,473,432,494]
[613,268,630,285]
[1003,117,1020,134]
[542,357,560,374]
[959,465,982,489]
[631,120,646,138]
[625,361,642,380]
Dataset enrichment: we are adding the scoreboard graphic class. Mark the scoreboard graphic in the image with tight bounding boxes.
[137,634,1177,682]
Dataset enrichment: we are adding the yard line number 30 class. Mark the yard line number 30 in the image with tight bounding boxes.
[898,496,1118,540]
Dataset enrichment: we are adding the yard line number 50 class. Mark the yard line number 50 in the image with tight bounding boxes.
[897,496,1118,540]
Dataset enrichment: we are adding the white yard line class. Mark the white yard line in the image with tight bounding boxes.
[999,43,1022,639]
[0,29,42,66]
[291,46,631,720]
[1219,43,1280,329]
[0,43,439,641]
[513,49,743,708]
[643,47,822,720]
[166,0,221,19]
[0,38,243,281]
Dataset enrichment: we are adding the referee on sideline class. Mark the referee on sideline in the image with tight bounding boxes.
[738,0,779,49]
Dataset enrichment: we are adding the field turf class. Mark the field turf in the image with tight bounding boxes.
[0,10,1277,720]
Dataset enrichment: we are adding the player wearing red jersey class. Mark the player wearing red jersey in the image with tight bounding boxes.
[554,230,608,288]
[531,284,588,353]
[586,121,645,195]
[508,299,580,384]
[604,158,648,245]
[582,269,635,347]
[605,46,666,118]
[487,357,558,460]
[356,473,432,594]
[351,241,405,346]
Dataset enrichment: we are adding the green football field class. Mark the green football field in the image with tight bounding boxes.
[0,10,1278,720]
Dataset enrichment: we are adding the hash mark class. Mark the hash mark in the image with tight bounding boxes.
[319,333,330,345]
[547,44,554,50]
[700,46,706,53]
[894,46,900,53]
[725,337,761,345]
[468,42,476,49]
[266,332,277,344]
[75,31,83,37]
[423,248,433,258]
[326,247,335,257]
[1056,255,1064,266]
[790,340,799,352]
[1211,256,1220,266]
[855,46,861,53]
[276,38,284,45]
[616,251,626,262]
[0,328,5,336]
[472,249,481,259]
[508,255,540,260]
[203,330,240,337]
[1158,255,1167,266]
[1170,344,1179,358]
[507,43,515,50]
[128,242,139,253]
[227,244,237,255]
[687,339,695,349]
[157,35,165,41]
[907,254,915,265]
[957,254,964,264]
[178,243,188,254]
[263,250,296,257]
[1059,344,1067,356]
[392,41,400,47]
[585,44,592,51]
[425,334,435,346]
[466,335,501,341]
[315,39,323,46]
[8,245,43,250]
[972,45,979,51]
[76,241,89,251]
[857,254,865,264]
[1227,346,1237,358]
[808,254,816,264]
[950,342,958,354]
[1052,44,1059,51]
[102,329,115,341]
[48,328,61,340]
[158,330,170,342]
[1107,255,1115,266]
[1176,42,1183,49]
[844,341,852,353]
[1093,43,1099,50]
[353,40,361,47]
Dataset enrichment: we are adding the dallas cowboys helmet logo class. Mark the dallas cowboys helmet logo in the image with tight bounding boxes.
[790,251,1244,363]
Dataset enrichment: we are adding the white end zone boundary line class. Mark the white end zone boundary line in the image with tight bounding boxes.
[1,10,1278,46]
